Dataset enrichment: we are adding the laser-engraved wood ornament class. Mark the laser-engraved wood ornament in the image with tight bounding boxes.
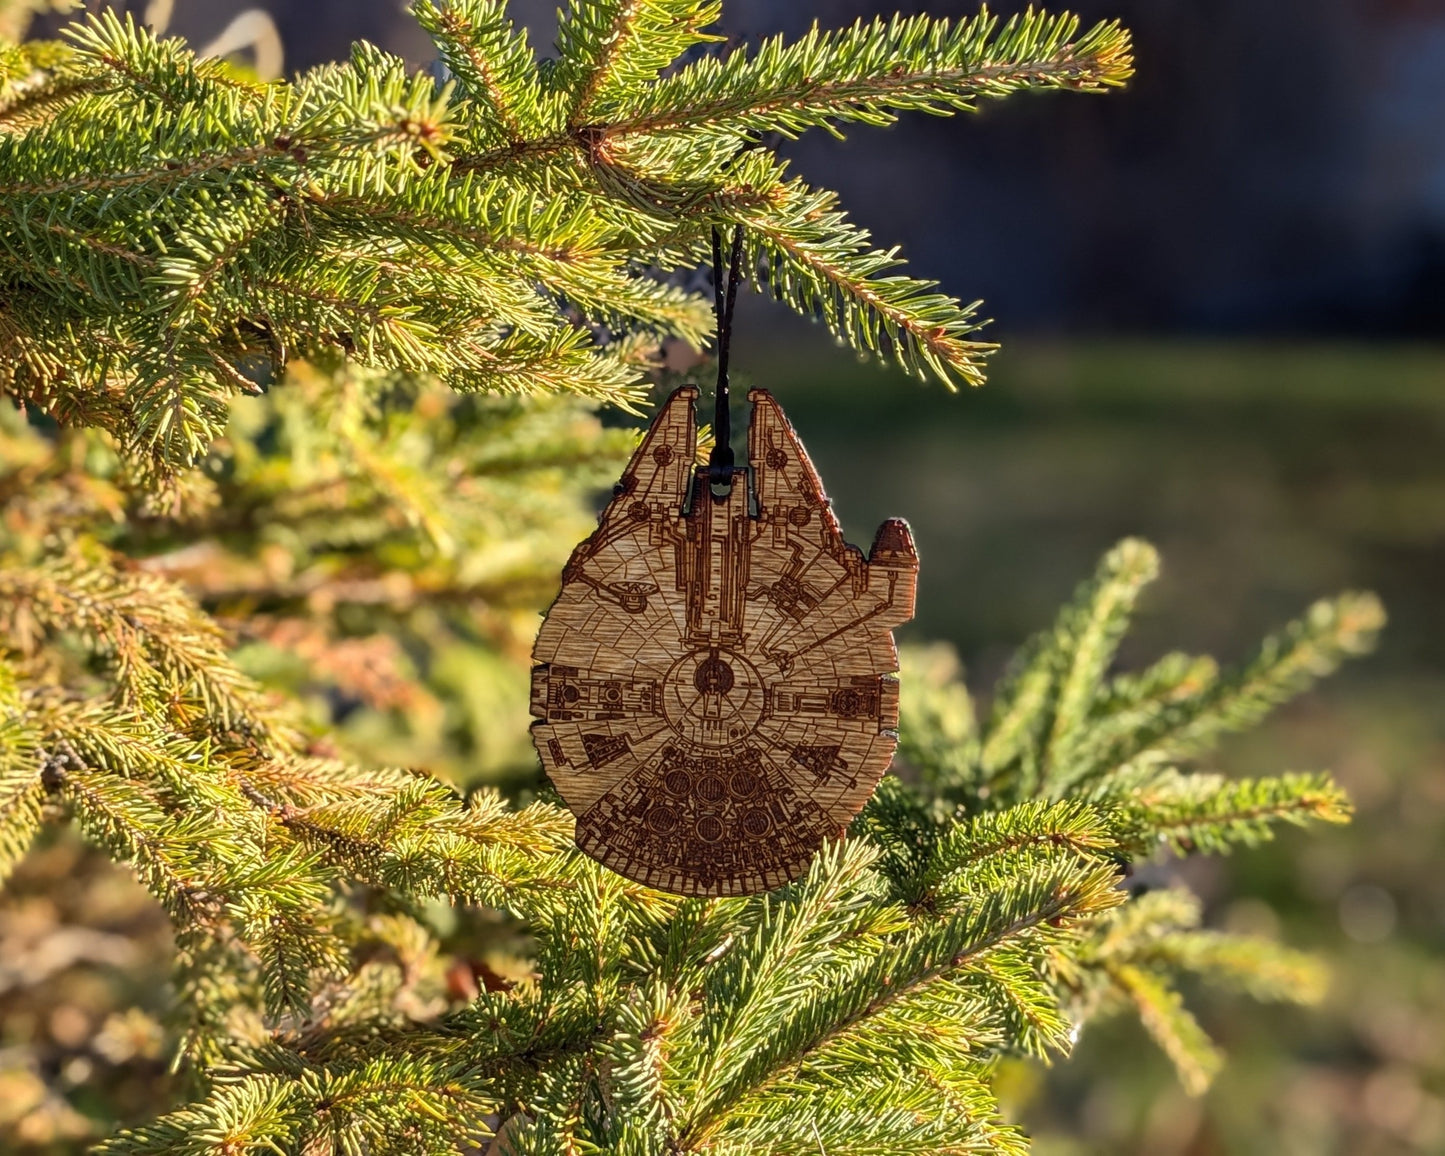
[530,386,918,896]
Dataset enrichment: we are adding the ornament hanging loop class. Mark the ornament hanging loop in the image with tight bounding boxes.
[531,223,919,897]
[709,225,745,487]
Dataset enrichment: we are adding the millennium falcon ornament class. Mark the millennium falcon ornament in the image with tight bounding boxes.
[530,386,918,896]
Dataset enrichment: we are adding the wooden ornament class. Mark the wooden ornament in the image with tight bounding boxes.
[530,386,918,896]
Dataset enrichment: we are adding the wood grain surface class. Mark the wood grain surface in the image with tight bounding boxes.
[531,387,917,895]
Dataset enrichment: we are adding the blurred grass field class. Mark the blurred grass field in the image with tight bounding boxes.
[736,327,1445,1156]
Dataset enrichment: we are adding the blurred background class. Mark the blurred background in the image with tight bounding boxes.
[8,2,1445,1154]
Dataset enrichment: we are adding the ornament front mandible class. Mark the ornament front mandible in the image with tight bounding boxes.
[530,386,918,896]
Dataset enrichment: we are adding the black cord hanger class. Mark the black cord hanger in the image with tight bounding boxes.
[708,224,745,492]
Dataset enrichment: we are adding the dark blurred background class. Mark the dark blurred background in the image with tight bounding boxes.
[130,0,1445,338]
[16,3,1445,1154]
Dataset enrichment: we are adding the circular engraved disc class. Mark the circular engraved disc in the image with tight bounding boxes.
[662,649,763,748]
[645,805,679,834]
[740,808,772,838]
[531,388,918,897]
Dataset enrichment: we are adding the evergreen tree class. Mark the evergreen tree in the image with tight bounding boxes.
[0,1,1383,1151]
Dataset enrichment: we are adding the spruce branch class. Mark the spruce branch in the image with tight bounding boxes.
[413,0,547,146]
[0,661,44,884]
[273,777,574,909]
[1125,770,1353,856]
[677,840,893,1139]
[1060,650,1219,791]
[599,980,691,1145]
[676,847,1122,1149]
[922,798,1119,905]
[90,1076,304,1156]
[552,0,724,127]
[1104,961,1222,1096]
[1140,930,1329,1005]
[724,168,996,389]
[727,1073,1026,1156]
[1086,892,1332,1010]
[56,763,229,927]
[0,761,42,884]
[298,1056,495,1154]
[1041,538,1159,781]
[25,702,352,1016]
[967,947,1072,1060]
[1170,592,1385,751]
[981,538,1158,793]
[1079,593,1384,781]
[895,642,979,799]
[0,547,285,736]
[611,8,1133,140]
[1,1,1133,469]
[0,38,90,129]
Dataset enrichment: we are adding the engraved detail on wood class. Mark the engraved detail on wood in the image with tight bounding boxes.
[531,387,918,896]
